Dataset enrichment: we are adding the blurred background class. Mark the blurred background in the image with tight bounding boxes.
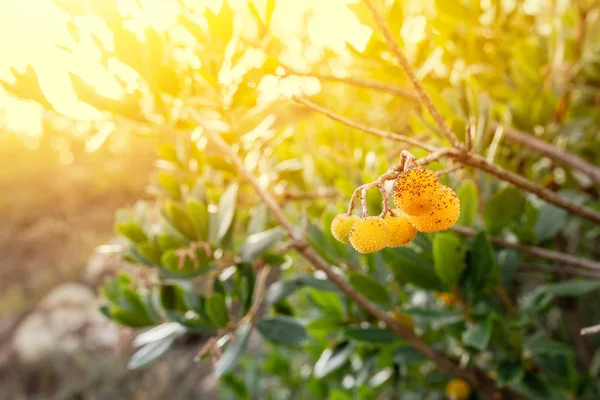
[1,0,599,398]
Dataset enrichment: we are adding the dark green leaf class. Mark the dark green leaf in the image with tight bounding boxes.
[313,341,355,378]
[497,360,524,387]
[256,316,308,345]
[381,247,444,291]
[433,233,466,286]
[467,232,495,292]
[239,228,284,262]
[392,345,425,364]
[484,187,525,234]
[462,317,492,350]
[206,293,230,328]
[349,273,391,304]
[214,323,252,377]
[534,202,567,243]
[525,333,574,356]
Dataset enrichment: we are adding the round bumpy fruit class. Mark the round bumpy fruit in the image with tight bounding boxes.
[408,185,460,232]
[384,213,417,247]
[330,214,359,244]
[349,217,390,254]
[445,379,471,400]
[392,167,441,216]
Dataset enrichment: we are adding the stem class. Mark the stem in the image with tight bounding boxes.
[363,0,461,148]
[452,225,600,271]
[294,96,438,152]
[199,120,507,395]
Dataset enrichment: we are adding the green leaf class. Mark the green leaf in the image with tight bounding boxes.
[313,341,355,378]
[462,317,492,350]
[497,360,524,387]
[513,201,539,243]
[266,279,304,305]
[403,307,463,328]
[457,180,478,227]
[216,183,238,243]
[344,327,400,344]
[533,202,567,243]
[164,201,196,240]
[115,221,147,243]
[433,233,466,286]
[214,323,252,377]
[186,199,209,240]
[163,311,217,333]
[467,232,495,292]
[348,273,391,304]
[484,187,525,234]
[157,171,181,199]
[499,250,519,287]
[160,248,209,278]
[256,316,308,345]
[239,228,284,262]
[128,335,177,369]
[542,279,600,296]
[392,345,425,364]
[525,332,574,356]
[206,293,230,328]
[247,204,267,235]
[381,248,444,291]
[309,289,344,318]
[295,274,339,291]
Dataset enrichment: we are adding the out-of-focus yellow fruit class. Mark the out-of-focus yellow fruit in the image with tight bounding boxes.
[330,214,359,244]
[445,379,471,400]
[408,185,460,232]
[384,212,417,247]
[392,312,415,330]
[349,217,390,254]
[436,292,460,306]
[392,167,441,216]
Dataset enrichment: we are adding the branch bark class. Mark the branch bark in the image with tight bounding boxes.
[492,123,600,185]
[198,119,509,397]
[452,225,600,271]
[363,0,461,148]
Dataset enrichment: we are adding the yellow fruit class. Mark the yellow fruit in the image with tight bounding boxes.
[385,213,417,247]
[408,186,460,232]
[349,217,390,254]
[392,167,441,216]
[435,292,460,306]
[330,214,359,244]
[392,312,415,330]
[445,379,471,400]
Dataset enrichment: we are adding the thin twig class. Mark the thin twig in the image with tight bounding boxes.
[492,123,600,185]
[436,164,463,177]
[283,69,418,102]
[294,96,438,152]
[297,95,600,223]
[197,117,501,393]
[240,266,271,325]
[452,225,600,271]
[363,0,461,148]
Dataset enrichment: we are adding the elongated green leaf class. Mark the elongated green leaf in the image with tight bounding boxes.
[309,289,344,318]
[247,204,267,235]
[115,221,147,243]
[462,317,492,350]
[239,228,284,262]
[433,233,466,286]
[534,203,567,243]
[164,311,217,333]
[348,273,391,304]
[266,279,304,305]
[128,335,177,369]
[525,332,574,356]
[381,248,444,291]
[206,293,229,328]
[497,360,524,387]
[314,341,355,378]
[165,200,197,239]
[541,280,600,296]
[256,316,307,345]
[216,183,238,243]
[214,323,252,377]
[484,187,525,234]
[344,327,399,344]
[457,180,478,227]
[187,199,209,240]
[467,232,495,292]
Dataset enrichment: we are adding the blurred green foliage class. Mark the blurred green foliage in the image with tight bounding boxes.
[3,0,600,398]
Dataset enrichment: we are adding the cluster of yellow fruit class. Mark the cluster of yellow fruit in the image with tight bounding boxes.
[331,167,460,254]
